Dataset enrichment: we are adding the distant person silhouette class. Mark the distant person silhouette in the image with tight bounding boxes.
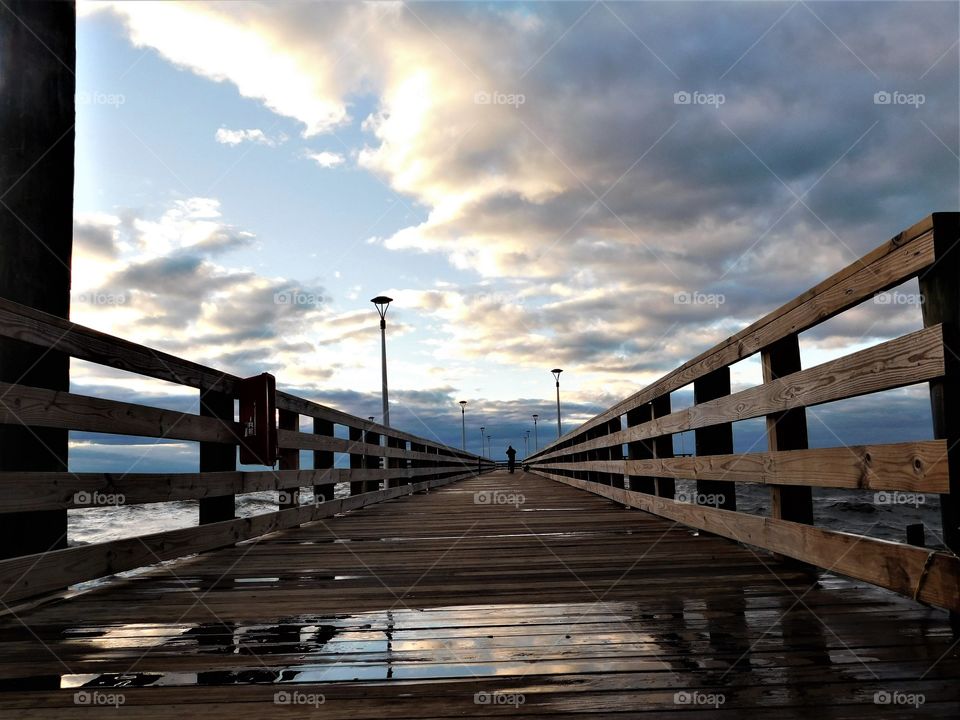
[506,445,517,474]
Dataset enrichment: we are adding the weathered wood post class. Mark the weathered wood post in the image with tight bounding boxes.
[0,0,75,558]
[761,335,813,524]
[199,388,235,524]
[627,404,655,493]
[652,394,675,498]
[349,427,365,496]
[918,212,960,630]
[278,410,299,509]
[693,368,736,511]
[364,425,381,492]
[313,419,335,502]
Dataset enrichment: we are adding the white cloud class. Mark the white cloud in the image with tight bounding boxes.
[214,127,277,146]
[305,150,345,168]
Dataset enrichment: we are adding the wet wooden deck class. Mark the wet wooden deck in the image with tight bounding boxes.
[0,471,957,717]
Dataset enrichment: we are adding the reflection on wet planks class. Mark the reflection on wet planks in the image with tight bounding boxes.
[0,471,957,717]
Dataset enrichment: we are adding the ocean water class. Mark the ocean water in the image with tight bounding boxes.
[68,478,945,550]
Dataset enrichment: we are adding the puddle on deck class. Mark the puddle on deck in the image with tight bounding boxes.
[0,598,870,691]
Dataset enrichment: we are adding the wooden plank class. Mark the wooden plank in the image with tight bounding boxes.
[0,299,485,466]
[536,470,960,611]
[278,428,477,466]
[0,466,479,512]
[0,297,238,395]
[0,381,238,443]
[536,441,950,493]
[0,473,474,603]
[531,214,941,456]
[532,325,946,462]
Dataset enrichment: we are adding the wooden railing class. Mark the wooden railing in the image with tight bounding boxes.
[0,298,493,602]
[526,212,960,614]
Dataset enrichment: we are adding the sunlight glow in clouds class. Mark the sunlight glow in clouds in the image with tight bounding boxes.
[74,0,957,442]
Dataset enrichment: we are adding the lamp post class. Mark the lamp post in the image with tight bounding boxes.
[532,414,539,451]
[371,296,393,427]
[480,426,485,457]
[487,435,492,458]
[551,368,563,438]
[524,430,529,458]
[458,400,467,450]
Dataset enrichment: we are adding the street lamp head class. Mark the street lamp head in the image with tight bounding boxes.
[371,295,393,325]
[532,414,538,420]
[459,400,467,408]
[551,368,563,382]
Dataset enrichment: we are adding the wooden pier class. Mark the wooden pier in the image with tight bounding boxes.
[0,470,956,717]
[0,6,959,714]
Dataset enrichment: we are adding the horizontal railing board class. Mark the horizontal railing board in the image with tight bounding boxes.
[535,440,949,493]
[534,469,960,612]
[0,296,240,396]
[532,326,945,462]
[275,392,477,461]
[0,297,486,464]
[0,472,476,604]
[276,429,479,463]
[0,466,481,511]
[0,381,239,443]
[0,383,489,464]
[530,214,942,460]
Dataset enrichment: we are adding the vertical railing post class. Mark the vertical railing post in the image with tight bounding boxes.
[313,419,335,503]
[652,394,675,499]
[199,387,236,524]
[600,418,621,486]
[387,436,404,487]
[278,410,299,509]
[627,404,655,493]
[364,425,381,492]
[761,335,813,525]
[349,427,365,496]
[918,212,960,630]
[693,368,736,511]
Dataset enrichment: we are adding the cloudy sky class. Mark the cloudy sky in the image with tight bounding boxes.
[70,1,958,468]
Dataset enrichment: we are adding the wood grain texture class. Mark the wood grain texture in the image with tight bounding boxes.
[537,441,949,492]
[0,472,476,602]
[535,470,960,611]
[0,471,956,717]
